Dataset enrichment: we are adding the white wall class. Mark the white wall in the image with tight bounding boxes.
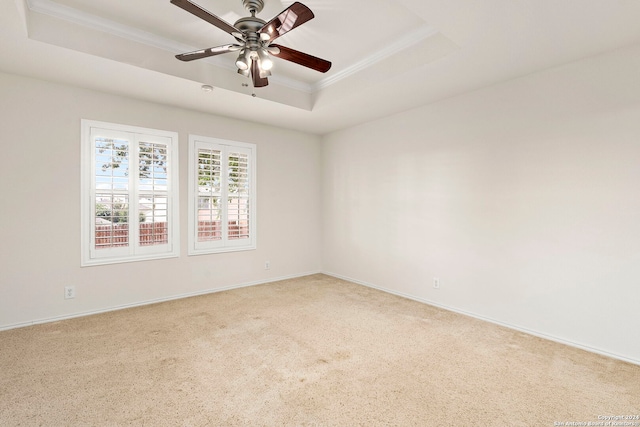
[0,72,322,328]
[3,44,640,364]
[321,45,640,363]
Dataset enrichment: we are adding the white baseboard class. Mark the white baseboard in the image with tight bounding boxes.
[0,271,321,332]
[323,271,640,367]
[4,269,638,366]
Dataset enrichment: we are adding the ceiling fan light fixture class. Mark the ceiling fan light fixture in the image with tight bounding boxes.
[259,68,272,79]
[235,49,251,71]
[237,68,250,77]
[266,46,280,55]
[257,48,273,70]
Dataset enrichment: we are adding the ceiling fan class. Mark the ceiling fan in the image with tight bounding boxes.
[170,0,332,88]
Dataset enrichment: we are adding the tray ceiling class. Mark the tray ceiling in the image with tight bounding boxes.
[2,0,640,134]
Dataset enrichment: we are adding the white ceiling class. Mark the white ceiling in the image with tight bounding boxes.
[2,0,640,134]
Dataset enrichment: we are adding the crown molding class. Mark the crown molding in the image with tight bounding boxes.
[27,0,190,53]
[313,24,439,92]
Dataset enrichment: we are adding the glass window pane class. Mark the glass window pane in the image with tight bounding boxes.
[228,197,250,240]
[198,149,221,194]
[94,195,129,249]
[137,141,170,246]
[197,197,222,242]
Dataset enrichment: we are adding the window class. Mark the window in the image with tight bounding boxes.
[81,120,179,266]
[188,135,256,255]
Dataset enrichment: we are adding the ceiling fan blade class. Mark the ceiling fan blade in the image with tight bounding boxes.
[251,60,269,87]
[175,44,241,62]
[269,44,331,73]
[259,2,315,43]
[170,0,239,35]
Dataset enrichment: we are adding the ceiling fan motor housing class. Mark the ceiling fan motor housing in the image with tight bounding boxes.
[236,0,266,46]
[234,16,266,33]
[234,15,266,51]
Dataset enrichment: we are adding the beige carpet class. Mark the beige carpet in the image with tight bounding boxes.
[1,274,639,426]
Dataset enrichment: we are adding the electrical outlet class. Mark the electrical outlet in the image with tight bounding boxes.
[64,286,76,299]
[265,261,271,270]
[433,278,440,289]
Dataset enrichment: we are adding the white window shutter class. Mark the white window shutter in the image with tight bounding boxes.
[81,120,179,266]
[188,135,256,255]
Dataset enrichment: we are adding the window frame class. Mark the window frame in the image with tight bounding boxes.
[81,120,180,266]
[188,134,257,256]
